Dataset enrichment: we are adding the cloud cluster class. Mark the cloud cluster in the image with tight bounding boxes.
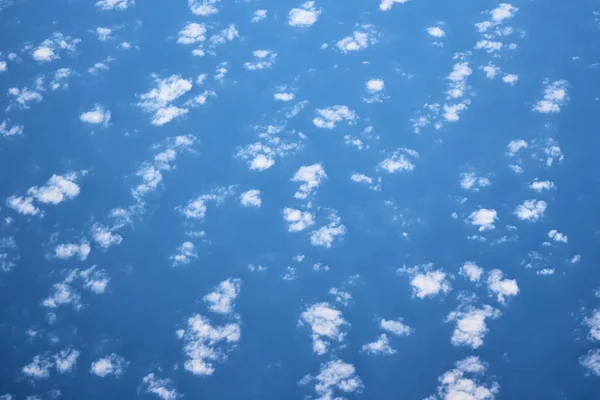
[534,80,569,113]
[22,348,81,379]
[203,278,242,314]
[336,25,378,53]
[447,305,501,349]
[90,353,128,377]
[137,75,193,126]
[427,356,500,399]
[288,2,321,27]
[313,106,356,129]
[398,264,452,299]
[299,360,363,399]
[300,302,348,355]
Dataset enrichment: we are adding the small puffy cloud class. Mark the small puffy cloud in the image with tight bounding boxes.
[203,278,241,314]
[292,164,326,199]
[179,314,241,376]
[506,139,528,156]
[240,190,261,208]
[503,74,519,85]
[141,373,179,400]
[32,32,81,62]
[249,154,274,171]
[428,356,500,400]
[288,1,321,27]
[170,242,197,267]
[189,0,220,16]
[177,23,206,45]
[313,105,356,129]
[0,120,24,137]
[380,318,412,336]
[7,86,43,109]
[42,266,109,308]
[96,0,134,10]
[460,261,484,282]
[514,199,547,222]
[467,208,497,231]
[580,349,600,376]
[274,92,295,102]
[475,3,519,32]
[0,60,6,72]
[300,360,363,400]
[529,180,555,192]
[447,305,501,349]
[311,213,346,248]
[534,80,569,113]
[54,242,91,261]
[91,225,122,248]
[380,0,409,11]
[475,39,503,53]
[447,61,472,99]
[336,25,378,53]
[362,334,395,355]
[80,266,110,294]
[177,187,234,220]
[252,9,267,23]
[329,288,352,306]
[584,309,600,341]
[90,353,128,377]
[366,79,385,92]
[481,64,500,79]
[42,282,82,309]
[80,105,111,125]
[548,229,567,243]
[6,196,40,216]
[54,348,81,373]
[300,302,348,355]
[22,356,53,379]
[427,26,446,38]
[350,173,373,184]
[460,172,490,191]
[283,208,314,232]
[137,75,192,126]
[32,46,56,62]
[209,24,239,46]
[570,255,581,264]
[379,148,418,173]
[96,27,112,41]
[244,49,277,71]
[398,264,451,299]
[487,269,519,304]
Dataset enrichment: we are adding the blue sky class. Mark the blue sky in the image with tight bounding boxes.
[2,0,600,399]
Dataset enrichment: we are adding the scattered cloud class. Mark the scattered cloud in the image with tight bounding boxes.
[362,334,395,355]
[506,139,528,156]
[90,353,128,377]
[141,373,180,400]
[311,212,346,248]
[460,261,484,282]
[203,278,241,314]
[447,305,500,349]
[300,302,348,355]
[54,242,91,261]
[137,74,192,126]
[188,0,220,16]
[329,288,352,306]
[170,242,198,267]
[398,264,452,299]
[274,92,295,102]
[427,356,500,399]
[80,105,111,126]
[251,9,267,23]
[580,349,600,376]
[299,360,363,400]
[380,0,410,12]
[548,229,567,243]
[427,26,446,38]
[460,172,491,191]
[533,80,569,113]
[91,224,123,249]
[514,199,547,221]
[177,186,234,220]
[283,208,315,232]
[313,105,356,129]
[380,318,413,336]
[530,180,555,191]
[96,0,134,10]
[584,309,600,341]
[240,189,262,208]
[244,49,277,71]
[31,32,81,62]
[487,269,519,304]
[292,164,326,199]
[288,1,321,27]
[379,148,418,173]
[467,208,497,232]
[503,74,519,85]
[96,27,112,41]
[481,63,500,79]
[0,120,24,137]
[336,25,378,53]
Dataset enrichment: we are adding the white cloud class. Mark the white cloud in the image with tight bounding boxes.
[379,148,418,173]
[506,139,528,156]
[362,334,395,355]
[313,105,356,129]
[427,26,446,38]
[380,0,409,11]
[170,242,197,267]
[90,354,128,377]
[329,288,352,306]
[137,75,192,126]
[0,120,24,137]
[31,32,81,62]
[460,172,490,191]
[514,199,547,221]
[570,254,581,264]
[91,225,122,249]
[22,356,53,379]
[300,360,363,399]
[350,173,373,184]
[0,60,6,72]
[80,105,111,125]
[7,86,43,108]
[42,266,109,308]
[54,242,91,261]
[96,0,134,10]
[336,25,378,53]
[203,278,241,314]
[460,261,484,282]
[380,318,412,336]
[80,266,110,294]
[177,22,206,45]
[252,9,267,23]
[428,356,500,399]
[249,154,274,170]
[503,74,519,85]
[240,190,261,208]
[274,92,295,102]
[42,282,81,309]
[534,80,569,113]
[537,268,555,276]
[209,24,239,46]
[530,180,555,191]
[188,0,220,16]
[467,208,497,231]
[447,61,472,99]
[51,67,72,90]
[215,62,228,80]
[283,208,315,232]
[244,49,277,71]
[398,264,452,299]
[311,213,346,248]
[581,349,600,376]
[366,78,385,92]
[300,302,347,355]
[475,39,503,52]
[54,348,81,373]
[179,314,241,376]
[481,64,500,79]
[487,269,519,304]
[584,309,600,341]
[447,305,501,349]
[141,373,179,400]
[548,229,567,243]
[475,3,519,32]
[96,27,112,41]
[288,1,321,27]
[177,187,234,220]
[292,164,326,199]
